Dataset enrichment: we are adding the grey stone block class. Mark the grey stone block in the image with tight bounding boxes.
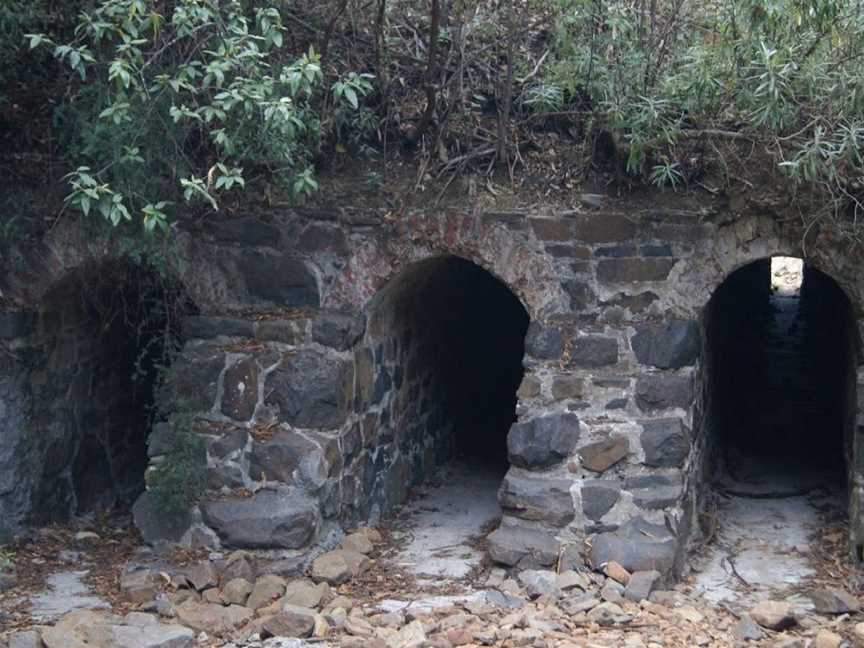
[635,374,692,411]
[498,471,575,526]
[640,418,689,468]
[631,320,700,369]
[582,480,621,521]
[507,413,580,470]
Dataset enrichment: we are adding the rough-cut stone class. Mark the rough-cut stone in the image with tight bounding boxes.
[220,578,252,606]
[572,214,636,243]
[200,490,318,549]
[631,320,700,369]
[310,550,370,585]
[590,517,677,577]
[809,587,860,614]
[220,358,258,421]
[749,600,797,630]
[186,561,218,592]
[249,430,325,487]
[207,216,281,247]
[635,374,692,411]
[221,551,256,584]
[562,281,597,311]
[487,519,560,567]
[597,258,676,283]
[311,313,364,351]
[507,413,580,470]
[239,253,319,306]
[282,579,330,609]
[581,480,621,521]
[579,436,629,473]
[260,607,316,638]
[623,570,660,601]
[341,532,374,555]
[120,568,158,604]
[525,323,564,360]
[183,317,254,340]
[247,574,287,610]
[498,471,575,526]
[569,336,619,368]
[640,418,689,468]
[603,561,631,585]
[265,350,352,429]
[517,570,558,598]
[551,376,584,400]
[174,601,253,633]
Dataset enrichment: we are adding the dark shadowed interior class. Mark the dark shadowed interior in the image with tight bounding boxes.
[703,258,857,487]
[30,262,185,521]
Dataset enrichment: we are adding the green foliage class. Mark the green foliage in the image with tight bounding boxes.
[0,547,14,572]
[546,0,864,214]
[28,1,373,233]
[147,416,207,517]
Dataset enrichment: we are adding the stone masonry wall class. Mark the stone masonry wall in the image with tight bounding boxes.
[3,199,864,581]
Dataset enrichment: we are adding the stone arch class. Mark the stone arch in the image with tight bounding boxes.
[343,251,531,523]
[323,212,568,318]
[0,243,194,532]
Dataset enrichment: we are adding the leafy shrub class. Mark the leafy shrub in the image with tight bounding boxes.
[147,416,207,517]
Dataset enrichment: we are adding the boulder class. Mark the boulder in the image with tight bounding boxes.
[200,489,318,549]
[41,609,194,648]
[221,551,256,584]
[603,561,631,585]
[132,492,192,545]
[631,320,700,369]
[749,600,797,630]
[507,413,580,470]
[249,430,327,488]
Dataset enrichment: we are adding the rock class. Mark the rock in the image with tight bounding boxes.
[507,413,580,470]
[201,588,221,604]
[282,579,330,609]
[249,430,327,488]
[220,358,258,421]
[586,601,632,626]
[260,607,316,639]
[264,349,351,429]
[311,313,365,351]
[221,551,256,584]
[0,570,16,592]
[186,562,218,592]
[590,517,677,577]
[640,418,690,468]
[750,600,797,630]
[357,527,382,543]
[813,629,842,648]
[517,570,558,598]
[41,609,194,648]
[600,580,624,604]
[174,601,252,634]
[247,574,287,610]
[582,480,621,521]
[200,489,318,549]
[631,320,700,369]
[623,570,660,602]
[74,531,100,542]
[220,578,253,606]
[385,620,426,648]
[560,592,601,614]
[569,335,619,367]
[772,639,806,648]
[635,376,692,412]
[603,561,631,585]
[8,631,43,648]
[525,323,564,360]
[733,615,763,642]
[92,624,195,648]
[239,253,318,306]
[854,622,864,644]
[579,436,630,473]
[341,532,374,555]
[310,550,369,585]
[675,606,704,624]
[343,616,375,637]
[809,587,860,614]
[120,568,158,605]
[498,472,576,526]
[486,519,560,567]
[132,492,193,544]
[555,570,589,591]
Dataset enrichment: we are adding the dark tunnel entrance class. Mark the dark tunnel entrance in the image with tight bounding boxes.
[31,261,187,522]
[366,255,530,508]
[704,258,857,483]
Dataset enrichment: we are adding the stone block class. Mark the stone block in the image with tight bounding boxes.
[562,281,597,311]
[530,218,572,241]
[572,214,637,243]
[507,413,580,470]
[582,480,621,521]
[220,358,258,421]
[207,216,281,246]
[250,430,327,488]
[498,471,575,526]
[595,245,637,257]
[551,376,584,400]
[597,258,676,283]
[624,570,661,602]
[589,517,677,578]
[239,253,319,306]
[311,313,365,351]
[640,418,689,468]
[487,518,560,567]
[200,489,318,549]
[635,374,692,411]
[569,335,618,367]
[161,348,224,413]
[631,320,700,369]
[525,323,564,360]
[208,428,248,459]
[579,436,629,473]
[297,223,349,254]
[183,316,254,339]
[255,319,299,344]
[265,350,352,429]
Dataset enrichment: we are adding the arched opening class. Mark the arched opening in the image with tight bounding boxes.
[361,256,529,573]
[697,257,858,595]
[28,260,189,522]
